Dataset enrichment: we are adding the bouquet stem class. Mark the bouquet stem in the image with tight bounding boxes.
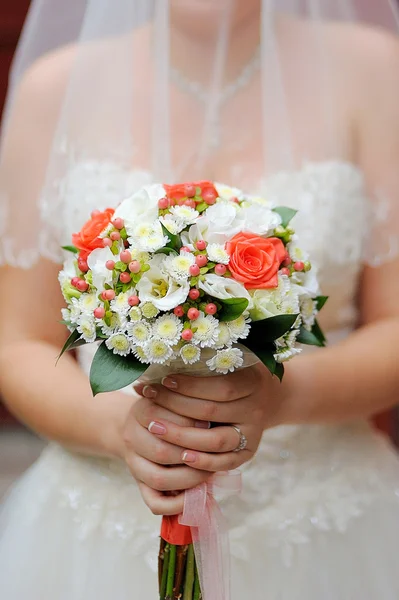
[159,541,202,600]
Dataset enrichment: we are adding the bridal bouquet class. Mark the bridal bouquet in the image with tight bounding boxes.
[59,180,326,600]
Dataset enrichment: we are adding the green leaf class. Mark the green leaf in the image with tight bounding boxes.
[196,202,208,213]
[154,247,179,256]
[218,297,249,322]
[161,223,182,250]
[274,362,285,381]
[272,206,298,228]
[89,342,148,396]
[57,329,83,362]
[61,245,79,254]
[115,261,127,271]
[247,314,299,344]
[312,319,326,344]
[315,295,329,311]
[297,322,326,348]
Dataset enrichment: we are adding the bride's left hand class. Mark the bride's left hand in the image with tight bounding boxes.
[133,363,283,472]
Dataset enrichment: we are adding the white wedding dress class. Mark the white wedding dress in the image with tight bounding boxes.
[1,160,399,599]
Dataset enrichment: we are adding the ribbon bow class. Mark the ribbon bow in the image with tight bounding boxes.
[179,471,242,600]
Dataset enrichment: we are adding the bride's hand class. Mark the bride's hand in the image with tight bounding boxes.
[122,393,212,516]
[134,363,283,473]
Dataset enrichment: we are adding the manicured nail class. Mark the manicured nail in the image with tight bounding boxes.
[143,385,157,399]
[194,420,211,429]
[162,377,178,390]
[182,451,197,463]
[148,421,166,435]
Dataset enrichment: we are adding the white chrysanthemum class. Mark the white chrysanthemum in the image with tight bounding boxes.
[110,292,130,315]
[228,315,251,342]
[69,298,83,323]
[79,293,99,315]
[206,243,230,265]
[105,333,131,356]
[287,241,308,264]
[152,314,183,345]
[130,222,169,253]
[274,346,302,363]
[274,330,301,363]
[141,302,160,319]
[100,312,127,336]
[132,345,149,363]
[180,344,201,365]
[170,205,199,225]
[192,314,219,348]
[130,248,150,264]
[245,194,272,207]
[128,306,142,322]
[300,296,317,331]
[206,347,244,374]
[164,251,195,282]
[160,214,185,235]
[61,308,74,331]
[214,183,244,202]
[250,275,300,321]
[77,315,97,343]
[144,338,173,364]
[127,321,152,344]
[214,322,233,349]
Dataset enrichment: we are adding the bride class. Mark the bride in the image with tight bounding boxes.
[1,0,399,598]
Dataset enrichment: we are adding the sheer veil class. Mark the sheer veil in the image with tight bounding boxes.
[0,0,399,267]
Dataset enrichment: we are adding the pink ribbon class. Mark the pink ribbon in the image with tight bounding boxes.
[179,471,242,600]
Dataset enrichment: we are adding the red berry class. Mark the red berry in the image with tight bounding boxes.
[174,306,185,317]
[120,250,131,263]
[112,217,124,230]
[110,231,121,241]
[187,307,200,321]
[215,264,227,276]
[104,289,115,301]
[282,256,292,267]
[294,261,305,272]
[180,246,191,253]
[71,277,80,287]
[181,329,193,341]
[184,184,196,198]
[78,258,89,272]
[189,289,200,300]
[101,291,108,301]
[196,240,207,251]
[189,264,200,276]
[103,238,112,247]
[203,190,217,205]
[195,255,208,268]
[128,295,140,306]
[120,272,131,283]
[94,307,105,319]
[280,267,290,276]
[184,199,196,209]
[128,260,141,273]
[169,198,176,207]
[205,303,217,315]
[158,197,169,209]
[105,260,115,270]
[76,279,89,292]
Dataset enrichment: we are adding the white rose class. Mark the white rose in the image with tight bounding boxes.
[198,274,251,303]
[249,276,300,321]
[136,255,189,311]
[291,268,321,297]
[87,247,115,292]
[113,184,165,236]
[240,204,282,236]
[199,202,245,245]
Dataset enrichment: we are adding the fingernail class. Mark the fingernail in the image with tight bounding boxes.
[182,451,197,463]
[162,377,178,390]
[148,421,167,435]
[194,420,211,429]
[143,385,157,399]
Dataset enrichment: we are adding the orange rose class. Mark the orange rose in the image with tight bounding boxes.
[227,232,286,289]
[164,180,218,202]
[72,208,115,260]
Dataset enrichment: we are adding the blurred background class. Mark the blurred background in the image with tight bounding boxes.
[0,0,398,498]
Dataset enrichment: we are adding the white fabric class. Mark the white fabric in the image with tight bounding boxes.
[1,162,399,598]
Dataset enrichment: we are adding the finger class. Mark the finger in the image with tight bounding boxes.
[138,482,184,516]
[160,367,259,402]
[147,420,243,454]
[129,421,184,465]
[132,395,205,429]
[181,448,253,472]
[128,454,211,492]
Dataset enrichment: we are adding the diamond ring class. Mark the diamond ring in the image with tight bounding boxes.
[231,425,248,452]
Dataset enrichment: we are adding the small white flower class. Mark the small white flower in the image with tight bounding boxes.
[274,330,301,363]
[152,314,183,345]
[192,314,219,348]
[250,276,299,321]
[206,347,244,374]
[87,247,115,292]
[160,214,186,235]
[127,321,152,344]
[240,204,282,236]
[141,302,160,319]
[214,183,244,202]
[114,184,165,237]
[106,333,131,356]
[180,344,201,365]
[130,221,169,253]
[214,322,233,349]
[300,296,317,331]
[128,306,142,322]
[79,293,100,315]
[287,241,307,264]
[145,338,173,364]
[69,298,83,323]
[198,273,250,303]
[228,315,251,342]
[77,315,97,343]
[164,251,195,282]
[130,249,150,264]
[61,308,74,331]
[274,346,302,363]
[132,345,149,363]
[206,243,230,265]
[100,312,127,336]
[110,292,130,315]
[137,255,190,311]
[170,205,199,225]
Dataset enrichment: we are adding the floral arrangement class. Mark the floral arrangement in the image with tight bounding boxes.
[59,180,327,600]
